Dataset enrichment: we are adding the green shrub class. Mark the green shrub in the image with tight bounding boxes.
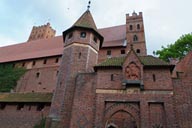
[0,64,26,92]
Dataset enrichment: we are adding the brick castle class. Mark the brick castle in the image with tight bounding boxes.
[0,8,192,128]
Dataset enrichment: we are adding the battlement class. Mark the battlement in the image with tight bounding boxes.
[28,22,56,42]
[126,11,143,19]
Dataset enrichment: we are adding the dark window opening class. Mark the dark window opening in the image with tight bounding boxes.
[121,50,125,54]
[153,74,156,82]
[43,59,47,64]
[79,52,82,59]
[0,103,6,110]
[38,82,42,85]
[36,103,45,111]
[136,49,140,53]
[129,25,133,30]
[22,62,25,67]
[93,36,97,43]
[80,32,86,38]
[32,61,36,66]
[137,24,140,29]
[133,35,138,42]
[55,58,59,63]
[36,72,40,78]
[56,71,59,76]
[68,33,73,39]
[17,103,24,110]
[111,74,114,81]
[107,50,111,56]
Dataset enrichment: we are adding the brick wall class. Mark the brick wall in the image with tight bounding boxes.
[0,103,50,128]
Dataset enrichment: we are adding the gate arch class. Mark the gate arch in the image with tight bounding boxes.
[104,103,140,128]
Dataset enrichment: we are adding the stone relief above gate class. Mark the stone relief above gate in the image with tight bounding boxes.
[125,62,141,80]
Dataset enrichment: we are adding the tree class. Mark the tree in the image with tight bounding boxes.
[154,33,192,62]
[0,64,26,92]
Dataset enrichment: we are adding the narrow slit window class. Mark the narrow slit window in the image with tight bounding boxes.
[43,59,47,64]
[36,72,40,78]
[153,74,156,82]
[79,52,82,59]
[32,61,36,66]
[111,74,114,81]
[55,58,59,63]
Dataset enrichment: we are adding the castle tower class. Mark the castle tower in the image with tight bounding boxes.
[126,11,147,55]
[46,10,103,128]
[28,22,56,41]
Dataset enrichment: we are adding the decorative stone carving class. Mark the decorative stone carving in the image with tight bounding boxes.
[125,62,140,80]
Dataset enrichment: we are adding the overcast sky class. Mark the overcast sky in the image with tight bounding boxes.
[0,0,192,55]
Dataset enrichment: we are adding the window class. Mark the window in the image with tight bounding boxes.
[22,62,25,67]
[111,74,114,81]
[129,25,133,30]
[93,36,97,43]
[137,24,140,29]
[121,50,125,55]
[153,74,156,82]
[107,50,111,56]
[68,33,73,39]
[55,58,59,63]
[79,52,82,59]
[136,49,140,53]
[17,103,24,110]
[36,103,45,111]
[80,32,86,38]
[36,72,40,78]
[43,59,47,64]
[133,35,138,42]
[56,71,59,76]
[0,103,6,110]
[32,61,36,66]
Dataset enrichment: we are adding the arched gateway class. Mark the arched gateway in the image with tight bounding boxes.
[104,103,140,128]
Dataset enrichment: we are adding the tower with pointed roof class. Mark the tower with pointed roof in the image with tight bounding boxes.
[46,9,103,128]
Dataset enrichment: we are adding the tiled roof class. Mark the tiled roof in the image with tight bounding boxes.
[0,25,126,63]
[0,36,63,63]
[73,10,97,31]
[99,25,126,48]
[0,93,52,102]
[96,55,171,68]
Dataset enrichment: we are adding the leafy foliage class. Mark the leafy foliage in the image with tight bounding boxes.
[154,33,192,62]
[0,64,26,92]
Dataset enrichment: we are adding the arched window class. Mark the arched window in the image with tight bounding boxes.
[129,25,133,30]
[36,72,40,78]
[137,24,140,29]
[133,35,138,42]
